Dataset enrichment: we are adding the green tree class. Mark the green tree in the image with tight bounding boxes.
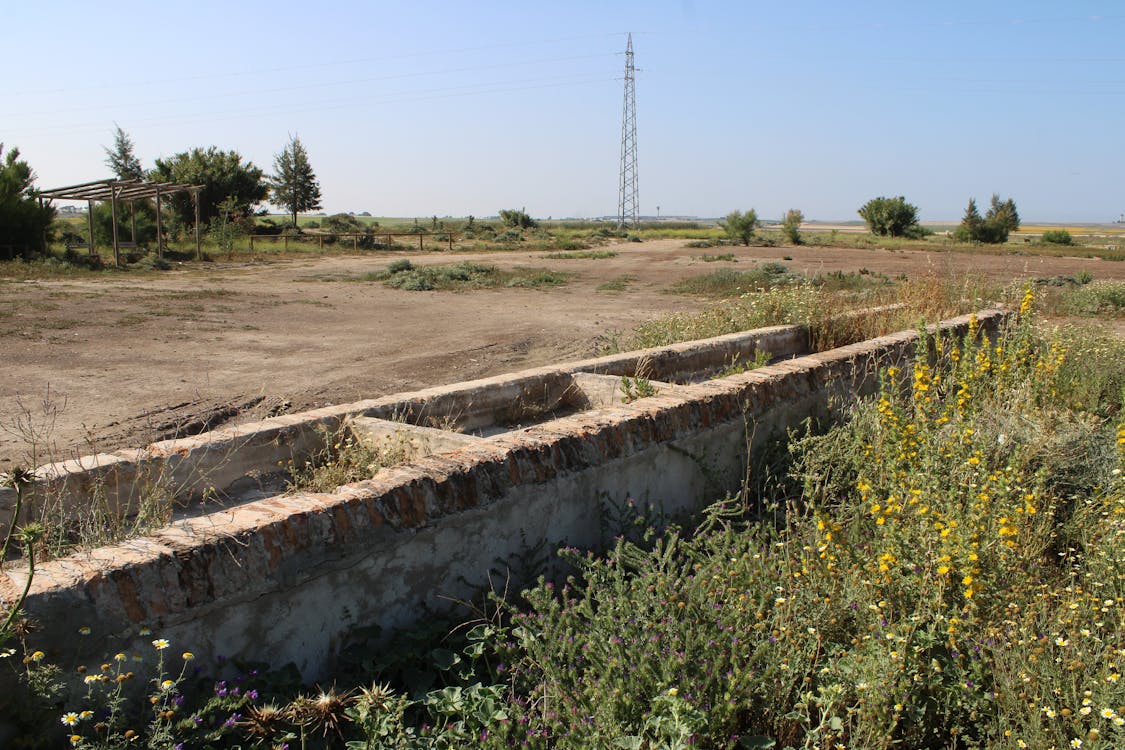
[953,198,984,242]
[0,144,55,257]
[720,209,759,245]
[149,147,266,228]
[90,201,157,245]
[498,208,537,229]
[103,125,143,181]
[781,208,804,244]
[267,135,321,228]
[857,196,921,238]
[954,194,1019,243]
[984,193,1019,242]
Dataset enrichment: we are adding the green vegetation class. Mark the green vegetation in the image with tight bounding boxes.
[9,298,1123,749]
[0,144,55,258]
[699,253,737,262]
[268,135,322,228]
[365,260,572,291]
[1042,229,1074,245]
[671,262,801,296]
[287,424,414,493]
[1054,280,1125,317]
[103,126,143,181]
[720,209,760,245]
[615,274,994,354]
[150,147,267,227]
[781,208,804,244]
[671,263,892,299]
[954,194,1020,243]
[543,249,616,260]
[714,348,773,378]
[498,207,538,230]
[619,375,659,402]
[597,274,635,292]
[858,195,923,238]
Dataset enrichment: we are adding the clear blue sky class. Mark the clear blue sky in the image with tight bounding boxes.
[5,1,1123,222]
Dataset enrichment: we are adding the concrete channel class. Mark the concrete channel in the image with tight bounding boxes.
[0,309,1006,681]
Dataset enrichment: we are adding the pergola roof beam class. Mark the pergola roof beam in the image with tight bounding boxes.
[38,179,200,203]
[38,178,204,267]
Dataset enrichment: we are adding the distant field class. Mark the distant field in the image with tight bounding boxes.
[1018,224,1125,236]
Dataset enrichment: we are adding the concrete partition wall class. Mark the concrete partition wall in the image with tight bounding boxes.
[0,324,809,538]
[0,311,1006,682]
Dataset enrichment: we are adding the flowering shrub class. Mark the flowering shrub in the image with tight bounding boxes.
[7,292,1124,748]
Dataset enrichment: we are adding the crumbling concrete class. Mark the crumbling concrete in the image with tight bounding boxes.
[1,311,1006,680]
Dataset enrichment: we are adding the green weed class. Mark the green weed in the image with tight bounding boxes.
[543,250,617,260]
[365,262,572,291]
[597,275,635,292]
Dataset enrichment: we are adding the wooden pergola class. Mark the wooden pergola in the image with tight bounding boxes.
[38,179,203,267]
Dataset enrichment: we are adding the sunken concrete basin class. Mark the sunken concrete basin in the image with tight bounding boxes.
[0,312,1006,682]
[0,323,807,535]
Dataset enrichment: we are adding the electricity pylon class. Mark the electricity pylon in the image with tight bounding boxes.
[617,33,638,229]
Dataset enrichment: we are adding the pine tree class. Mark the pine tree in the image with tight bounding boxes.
[955,198,984,242]
[985,194,1020,235]
[268,135,321,228]
[0,144,55,255]
[103,125,143,181]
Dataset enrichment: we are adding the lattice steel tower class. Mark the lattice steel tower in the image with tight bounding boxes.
[617,33,639,228]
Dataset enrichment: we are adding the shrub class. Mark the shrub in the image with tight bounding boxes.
[857,196,921,238]
[720,209,759,245]
[0,145,56,257]
[11,299,1125,750]
[1041,229,1073,245]
[955,194,1020,243]
[782,208,803,244]
[386,258,414,274]
[498,207,538,229]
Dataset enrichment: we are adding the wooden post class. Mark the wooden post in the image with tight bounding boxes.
[418,233,423,252]
[154,187,163,258]
[318,235,324,249]
[39,197,49,252]
[448,233,453,252]
[129,201,137,250]
[249,235,254,252]
[193,189,201,260]
[352,234,358,252]
[110,184,121,268]
[86,200,96,255]
[284,235,289,251]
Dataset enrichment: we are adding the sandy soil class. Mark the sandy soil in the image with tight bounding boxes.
[2,238,1123,470]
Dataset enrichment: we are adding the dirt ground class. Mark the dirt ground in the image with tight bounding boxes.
[3,238,1123,470]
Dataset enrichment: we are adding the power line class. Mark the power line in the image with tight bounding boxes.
[617,33,638,229]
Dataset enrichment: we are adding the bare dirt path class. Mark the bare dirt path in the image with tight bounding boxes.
[2,238,1122,469]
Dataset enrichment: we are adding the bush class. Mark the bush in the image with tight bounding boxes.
[0,145,56,257]
[720,209,759,245]
[321,213,364,233]
[387,258,414,274]
[782,208,803,244]
[1041,229,1073,245]
[955,194,1020,243]
[498,207,538,229]
[857,196,921,238]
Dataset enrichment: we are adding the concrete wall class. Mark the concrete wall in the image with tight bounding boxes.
[1,311,1005,682]
[0,324,808,537]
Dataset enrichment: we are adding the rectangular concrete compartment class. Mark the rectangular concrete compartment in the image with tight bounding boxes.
[1,309,1009,688]
[0,321,814,540]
